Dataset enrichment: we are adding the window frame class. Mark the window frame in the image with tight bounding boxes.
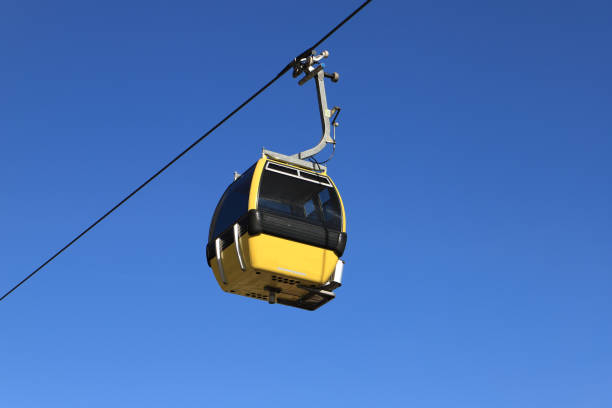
[264,161,333,187]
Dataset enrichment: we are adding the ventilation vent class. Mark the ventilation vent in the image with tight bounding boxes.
[245,292,268,301]
[271,275,300,285]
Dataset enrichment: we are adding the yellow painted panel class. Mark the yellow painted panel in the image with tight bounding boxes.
[248,233,337,284]
[248,158,266,210]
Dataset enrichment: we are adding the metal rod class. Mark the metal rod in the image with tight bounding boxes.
[233,223,246,271]
[215,238,227,284]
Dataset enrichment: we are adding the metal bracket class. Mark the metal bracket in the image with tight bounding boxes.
[323,259,344,291]
[263,50,340,170]
[292,50,340,161]
[262,148,326,172]
[264,286,281,304]
[293,71,336,160]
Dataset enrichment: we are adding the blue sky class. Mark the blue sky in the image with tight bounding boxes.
[1,1,611,406]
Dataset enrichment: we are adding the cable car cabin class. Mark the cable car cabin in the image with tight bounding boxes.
[205,157,347,310]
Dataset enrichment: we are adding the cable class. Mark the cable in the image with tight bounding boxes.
[294,0,373,62]
[0,0,372,303]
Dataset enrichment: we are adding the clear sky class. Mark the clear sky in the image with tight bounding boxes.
[1,1,611,406]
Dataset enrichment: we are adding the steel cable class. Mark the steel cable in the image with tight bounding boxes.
[0,0,372,303]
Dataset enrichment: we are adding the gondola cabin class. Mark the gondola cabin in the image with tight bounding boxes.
[205,157,347,310]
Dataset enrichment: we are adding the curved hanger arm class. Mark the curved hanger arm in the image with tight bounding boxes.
[292,69,335,160]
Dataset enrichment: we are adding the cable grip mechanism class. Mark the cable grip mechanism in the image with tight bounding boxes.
[263,50,341,172]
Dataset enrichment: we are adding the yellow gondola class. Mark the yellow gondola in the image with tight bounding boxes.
[205,50,347,310]
[206,157,346,310]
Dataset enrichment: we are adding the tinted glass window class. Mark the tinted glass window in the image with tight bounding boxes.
[210,166,255,240]
[268,162,298,175]
[300,172,330,184]
[258,167,342,231]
